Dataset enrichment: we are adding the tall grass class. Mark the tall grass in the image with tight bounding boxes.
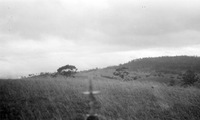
[1,75,200,120]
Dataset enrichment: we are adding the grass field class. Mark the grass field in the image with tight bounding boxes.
[1,72,200,120]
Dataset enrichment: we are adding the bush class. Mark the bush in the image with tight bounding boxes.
[182,70,199,86]
[169,79,175,86]
[113,67,129,79]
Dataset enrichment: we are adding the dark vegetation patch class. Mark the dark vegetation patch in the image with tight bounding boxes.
[115,56,200,73]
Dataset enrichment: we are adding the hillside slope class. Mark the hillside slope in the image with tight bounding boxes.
[114,56,200,74]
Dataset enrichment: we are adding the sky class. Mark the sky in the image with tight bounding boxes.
[0,0,200,78]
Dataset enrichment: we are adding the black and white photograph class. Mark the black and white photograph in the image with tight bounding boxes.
[1,0,200,119]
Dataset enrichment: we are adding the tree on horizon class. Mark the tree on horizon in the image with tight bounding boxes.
[57,65,77,77]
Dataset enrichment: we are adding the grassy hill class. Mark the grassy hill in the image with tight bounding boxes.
[1,72,200,120]
[112,56,200,74]
[1,56,200,120]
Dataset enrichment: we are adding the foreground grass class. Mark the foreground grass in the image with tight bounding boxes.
[1,75,200,120]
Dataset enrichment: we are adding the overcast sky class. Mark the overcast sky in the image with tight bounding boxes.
[1,0,200,78]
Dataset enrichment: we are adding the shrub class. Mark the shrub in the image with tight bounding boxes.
[113,67,129,79]
[169,79,175,86]
[182,70,199,86]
